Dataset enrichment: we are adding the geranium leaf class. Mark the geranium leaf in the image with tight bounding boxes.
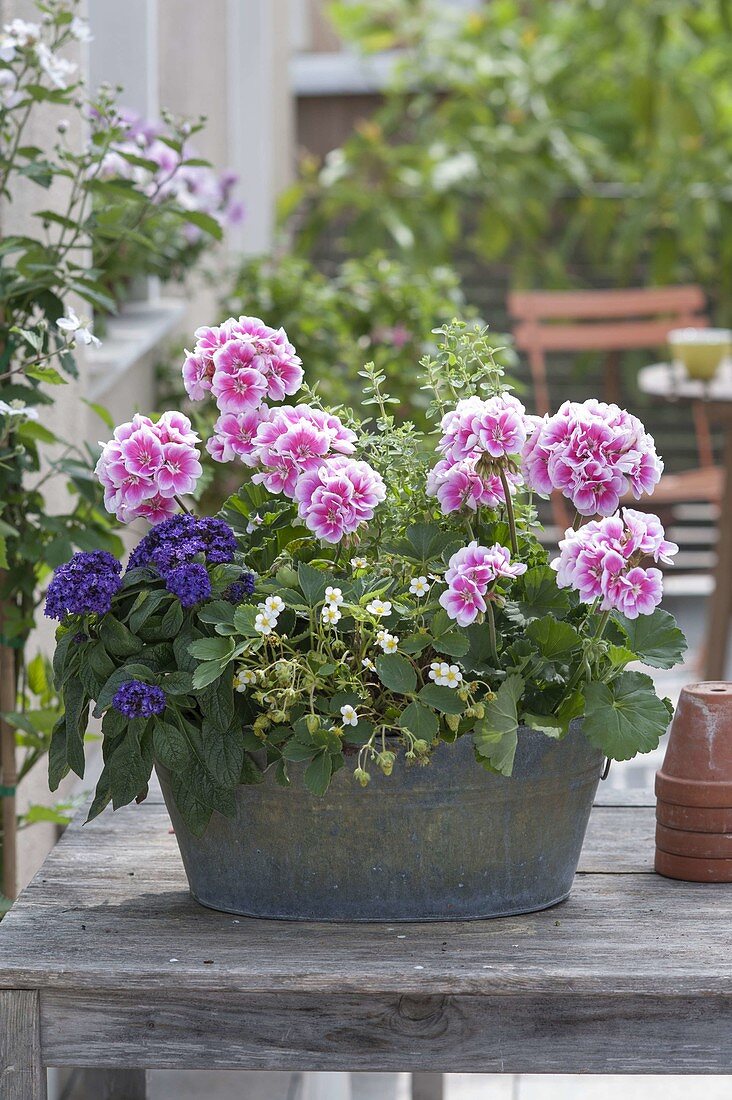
[583,671,671,760]
[473,673,524,775]
[526,616,580,660]
[613,609,687,669]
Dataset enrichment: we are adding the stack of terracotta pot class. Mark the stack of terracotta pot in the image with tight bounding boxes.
[655,681,732,882]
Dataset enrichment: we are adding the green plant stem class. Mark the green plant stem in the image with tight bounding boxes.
[555,608,612,712]
[175,494,193,515]
[485,599,498,665]
[498,466,518,556]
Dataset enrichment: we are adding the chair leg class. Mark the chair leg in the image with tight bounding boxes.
[704,434,732,679]
[412,1072,444,1100]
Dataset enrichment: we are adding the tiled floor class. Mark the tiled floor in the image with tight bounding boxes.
[121,596,732,1100]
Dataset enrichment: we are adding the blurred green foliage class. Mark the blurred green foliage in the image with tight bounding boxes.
[287,0,732,314]
[222,251,488,415]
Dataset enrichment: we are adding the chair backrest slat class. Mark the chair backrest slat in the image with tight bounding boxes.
[512,318,709,354]
[508,285,706,323]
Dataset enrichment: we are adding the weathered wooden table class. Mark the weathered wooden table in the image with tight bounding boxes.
[1,786,730,1099]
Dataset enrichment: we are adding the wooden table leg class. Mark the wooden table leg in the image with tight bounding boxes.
[0,990,47,1099]
[705,432,732,679]
[412,1072,444,1100]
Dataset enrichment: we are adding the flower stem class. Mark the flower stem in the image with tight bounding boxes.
[498,466,518,557]
[555,609,612,712]
[175,494,193,515]
[486,599,498,665]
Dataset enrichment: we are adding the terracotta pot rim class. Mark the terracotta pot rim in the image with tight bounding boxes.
[655,848,732,882]
[655,771,732,808]
[656,822,732,859]
[656,800,732,833]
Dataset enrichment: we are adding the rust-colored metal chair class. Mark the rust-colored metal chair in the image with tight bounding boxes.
[507,286,723,528]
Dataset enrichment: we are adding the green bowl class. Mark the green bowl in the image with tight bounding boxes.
[668,329,732,382]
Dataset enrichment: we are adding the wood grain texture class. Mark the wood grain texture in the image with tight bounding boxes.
[39,988,732,1073]
[1,796,731,1076]
[0,990,47,1099]
[1,802,730,1001]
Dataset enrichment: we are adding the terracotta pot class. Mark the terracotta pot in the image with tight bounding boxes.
[654,847,732,883]
[656,799,732,834]
[656,822,732,859]
[655,681,732,808]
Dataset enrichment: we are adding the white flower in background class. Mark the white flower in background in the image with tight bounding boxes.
[56,307,101,348]
[362,657,376,671]
[0,400,39,421]
[321,605,342,626]
[261,595,284,616]
[340,704,359,727]
[409,575,430,597]
[351,556,368,570]
[70,16,93,42]
[0,70,22,109]
[367,598,392,617]
[0,19,40,59]
[378,633,399,654]
[254,610,277,635]
[429,661,463,688]
[234,669,257,692]
[319,148,348,188]
[431,150,479,193]
[36,42,76,90]
[246,513,263,534]
[325,586,344,607]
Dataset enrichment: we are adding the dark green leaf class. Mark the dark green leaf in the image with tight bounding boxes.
[398,700,439,741]
[583,671,671,761]
[375,653,417,694]
[613,609,687,669]
[304,750,332,796]
[418,683,465,714]
[473,673,524,775]
[526,617,580,660]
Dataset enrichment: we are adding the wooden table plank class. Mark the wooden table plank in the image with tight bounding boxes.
[0,801,729,1003]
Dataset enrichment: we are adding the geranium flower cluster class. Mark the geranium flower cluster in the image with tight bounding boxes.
[522,400,663,517]
[552,509,679,619]
[96,412,202,525]
[427,394,529,515]
[44,550,122,621]
[440,542,527,627]
[183,316,303,410]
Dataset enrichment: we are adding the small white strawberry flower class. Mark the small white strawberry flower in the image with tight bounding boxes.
[378,633,399,654]
[340,704,359,727]
[325,586,344,607]
[409,575,430,597]
[367,598,392,617]
[443,664,463,689]
[321,605,342,626]
[428,661,445,683]
[246,513,263,534]
[263,595,285,615]
[362,657,376,671]
[351,556,368,570]
[234,669,257,692]
[56,307,101,348]
[254,611,277,635]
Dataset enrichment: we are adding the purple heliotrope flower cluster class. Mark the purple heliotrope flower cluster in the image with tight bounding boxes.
[128,514,237,571]
[223,571,256,605]
[164,563,211,609]
[112,680,166,719]
[44,551,123,621]
[127,514,238,608]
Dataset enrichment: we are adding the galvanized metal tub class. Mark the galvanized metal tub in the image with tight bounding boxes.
[157,723,603,921]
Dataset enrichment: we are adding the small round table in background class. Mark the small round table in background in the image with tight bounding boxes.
[639,361,732,680]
